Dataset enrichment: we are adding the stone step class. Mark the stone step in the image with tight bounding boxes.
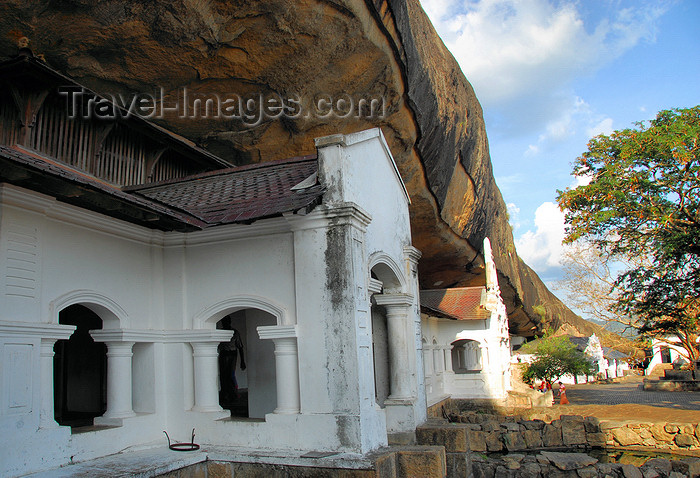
[647,363,673,379]
[387,431,417,446]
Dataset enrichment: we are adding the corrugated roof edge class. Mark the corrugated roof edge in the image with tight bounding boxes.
[0,55,234,169]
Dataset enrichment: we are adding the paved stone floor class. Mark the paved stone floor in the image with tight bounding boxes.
[566,376,700,410]
[534,375,700,425]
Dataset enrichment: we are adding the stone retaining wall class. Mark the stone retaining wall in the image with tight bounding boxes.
[471,451,700,478]
[446,410,700,453]
[416,419,700,478]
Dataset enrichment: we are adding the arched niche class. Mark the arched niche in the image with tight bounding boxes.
[193,295,288,330]
[50,290,127,329]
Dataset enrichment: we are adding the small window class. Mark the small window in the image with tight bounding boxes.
[451,339,482,374]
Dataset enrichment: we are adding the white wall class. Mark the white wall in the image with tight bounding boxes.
[0,128,425,476]
[421,307,511,402]
[646,337,692,375]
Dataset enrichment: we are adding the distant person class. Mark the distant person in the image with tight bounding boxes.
[218,328,246,402]
[558,382,569,405]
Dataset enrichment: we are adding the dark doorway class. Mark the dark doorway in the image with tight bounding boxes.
[216,309,277,419]
[54,305,107,427]
[371,305,390,407]
[217,313,248,417]
[660,346,672,364]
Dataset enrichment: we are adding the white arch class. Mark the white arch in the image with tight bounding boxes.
[50,290,128,329]
[368,252,407,293]
[193,295,289,329]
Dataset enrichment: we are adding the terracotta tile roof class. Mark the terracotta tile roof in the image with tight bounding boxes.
[420,287,489,320]
[127,155,324,225]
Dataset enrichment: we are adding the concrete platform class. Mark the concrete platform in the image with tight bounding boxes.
[23,444,448,478]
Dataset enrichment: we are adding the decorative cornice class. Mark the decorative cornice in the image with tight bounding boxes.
[257,325,298,340]
[285,202,372,232]
[374,293,414,308]
[0,320,75,340]
[403,246,422,264]
[368,278,383,295]
[163,217,292,248]
[2,184,301,249]
[90,329,234,343]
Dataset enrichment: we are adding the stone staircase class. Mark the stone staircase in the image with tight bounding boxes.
[647,363,673,379]
[644,361,700,391]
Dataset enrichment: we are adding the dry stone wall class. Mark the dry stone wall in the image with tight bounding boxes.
[447,411,700,454]
[471,452,700,478]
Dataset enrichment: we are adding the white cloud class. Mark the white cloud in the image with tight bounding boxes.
[427,0,666,106]
[515,201,566,270]
[423,0,668,137]
[587,117,614,137]
[517,96,616,155]
[524,144,539,156]
[573,174,592,188]
[437,0,593,106]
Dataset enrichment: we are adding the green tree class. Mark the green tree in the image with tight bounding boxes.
[521,333,594,386]
[557,106,700,364]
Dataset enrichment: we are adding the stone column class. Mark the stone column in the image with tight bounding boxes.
[191,342,223,412]
[258,325,300,414]
[100,341,136,420]
[39,338,59,428]
[374,294,414,400]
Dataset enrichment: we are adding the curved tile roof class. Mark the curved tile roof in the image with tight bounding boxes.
[420,287,489,320]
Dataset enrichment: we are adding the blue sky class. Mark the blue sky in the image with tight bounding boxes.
[421,0,700,295]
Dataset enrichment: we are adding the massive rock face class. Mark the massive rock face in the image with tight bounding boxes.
[0,0,585,336]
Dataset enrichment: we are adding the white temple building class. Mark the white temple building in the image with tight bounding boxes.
[419,238,512,404]
[0,56,427,477]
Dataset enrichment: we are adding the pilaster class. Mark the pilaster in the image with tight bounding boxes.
[258,325,300,415]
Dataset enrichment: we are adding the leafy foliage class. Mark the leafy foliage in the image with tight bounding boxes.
[557,107,700,363]
[521,332,594,385]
